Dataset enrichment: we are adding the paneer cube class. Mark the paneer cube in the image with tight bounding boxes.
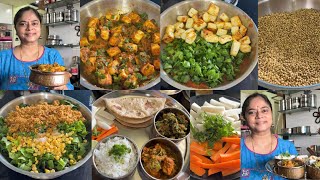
[207,3,219,16]
[121,15,131,24]
[174,22,184,30]
[107,47,121,57]
[216,21,225,29]
[209,15,217,22]
[174,28,186,39]
[219,13,230,22]
[143,20,157,32]
[119,69,128,80]
[216,28,228,36]
[188,8,198,17]
[128,12,141,23]
[100,27,110,40]
[177,15,188,22]
[230,40,241,56]
[111,25,123,34]
[80,37,89,47]
[88,27,96,41]
[152,32,160,44]
[109,35,120,46]
[162,25,175,43]
[231,26,239,35]
[239,36,251,45]
[141,63,155,76]
[88,17,99,28]
[202,12,211,23]
[202,30,219,43]
[193,19,207,31]
[231,16,242,27]
[223,22,232,30]
[181,28,195,40]
[132,30,145,44]
[240,44,252,53]
[124,43,138,53]
[106,12,120,21]
[107,60,119,75]
[165,25,175,34]
[219,35,232,44]
[185,18,194,29]
[151,43,160,56]
[232,31,243,41]
[207,23,218,32]
[185,29,197,44]
[153,59,161,70]
[239,25,247,36]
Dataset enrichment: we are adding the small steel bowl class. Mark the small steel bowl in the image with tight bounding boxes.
[92,134,140,180]
[277,159,305,179]
[139,138,184,180]
[153,107,190,143]
[29,64,70,87]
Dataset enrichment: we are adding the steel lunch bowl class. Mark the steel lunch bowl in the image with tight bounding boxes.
[80,0,160,90]
[160,0,258,90]
[277,159,305,179]
[258,0,320,90]
[139,138,184,180]
[153,107,190,143]
[0,92,92,179]
[92,134,140,179]
[29,64,70,87]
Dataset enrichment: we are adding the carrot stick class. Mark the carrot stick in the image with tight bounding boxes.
[190,152,214,164]
[220,150,240,162]
[191,141,216,156]
[190,163,206,176]
[210,143,231,162]
[92,126,110,140]
[208,167,221,176]
[196,159,240,169]
[95,126,118,141]
[221,137,240,144]
[222,167,241,176]
[191,155,202,163]
[225,144,239,154]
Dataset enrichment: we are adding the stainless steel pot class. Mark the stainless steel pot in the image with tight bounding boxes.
[258,0,320,90]
[292,97,300,109]
[286,98,292,110]
[279,99,286,111]
[160,0,258,90]
[293,126,311,134]
[80,0,160,90]
[281,128,292,134]
[308,94,317,108]
[29,64,70,87]
[46,39,62,46]
[0,93,92,179]
[301,94,308,107]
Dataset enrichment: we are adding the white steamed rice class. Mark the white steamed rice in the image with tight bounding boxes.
[94,137,136,178]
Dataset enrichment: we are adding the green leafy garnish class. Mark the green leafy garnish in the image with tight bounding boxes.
[108,144,131,163]
[191,112,234,148]
[59,100,80,110]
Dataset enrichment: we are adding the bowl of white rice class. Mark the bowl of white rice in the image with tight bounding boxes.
[93,134,139,179]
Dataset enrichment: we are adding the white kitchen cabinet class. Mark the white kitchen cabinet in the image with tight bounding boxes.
[0,3,13,24]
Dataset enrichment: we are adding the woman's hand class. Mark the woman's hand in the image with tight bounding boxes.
[53,85,68,90]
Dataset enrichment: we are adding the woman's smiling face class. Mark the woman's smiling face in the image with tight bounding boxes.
[245,96,273,133]
[16,10,41,43]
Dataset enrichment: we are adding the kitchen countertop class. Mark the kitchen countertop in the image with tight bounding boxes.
[0,90,92,180]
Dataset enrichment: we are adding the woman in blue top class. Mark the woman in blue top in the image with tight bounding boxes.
[241,93,297,180]
[0,7,73,90]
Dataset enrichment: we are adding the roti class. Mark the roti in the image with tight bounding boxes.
[115,118,153,128]
[104,96,166,119]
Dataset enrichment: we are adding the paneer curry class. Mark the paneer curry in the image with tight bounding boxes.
[141,143,179,179]
[37,63,66,73]
[80,11,160,89]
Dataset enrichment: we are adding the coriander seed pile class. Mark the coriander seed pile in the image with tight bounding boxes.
[258,9,320,87]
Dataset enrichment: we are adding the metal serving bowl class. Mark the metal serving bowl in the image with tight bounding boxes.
[160,0,258,90]
[0,92,92,179]
[29,64,70,87]
[307,163,320,179]
[139,138,184,180]
[258,0,320,90]
[92,134,139,179]
[277,159,305,179]
[153,107,190,143]
[80,0,160,90]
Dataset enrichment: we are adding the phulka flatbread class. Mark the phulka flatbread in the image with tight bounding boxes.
[115,118,153,128]
[104,96,166,119]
